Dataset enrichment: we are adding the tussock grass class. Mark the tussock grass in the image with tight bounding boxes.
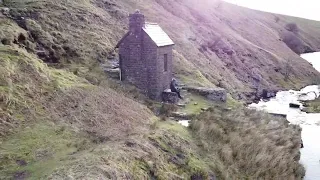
[0,122,90,179]
[190,107,304,179]
[302,98,320,113]
[0,45,155,178]
[46,87,153,140]
[0,46,87,137]
[42,120,214,179]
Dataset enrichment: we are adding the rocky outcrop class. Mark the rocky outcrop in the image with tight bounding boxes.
[184,87,227,102]
[162,90,179,104]
[261,89,277,99]
[289,103,301,108]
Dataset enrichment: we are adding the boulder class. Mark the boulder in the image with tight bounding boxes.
[0,7,10,16]
[104,68,120,79]
[171,112,195,119]
[171,112,188,118]
[162,90,179,104]
[177,103,186,107]
[184,87,227,102]
[261,89,277,99]
[289,103,300,108]
[201,107,209,111]
[269,113,287,119]
[102,61,119,69]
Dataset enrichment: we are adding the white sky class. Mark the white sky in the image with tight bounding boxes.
[224,0,320,21]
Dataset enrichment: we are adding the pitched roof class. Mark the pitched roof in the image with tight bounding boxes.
[143,23,174,47]
[115,32,130,48]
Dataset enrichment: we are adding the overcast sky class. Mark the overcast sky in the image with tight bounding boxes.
[224,0,320,21]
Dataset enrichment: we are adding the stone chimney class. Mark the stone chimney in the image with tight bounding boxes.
[129,10,145,34]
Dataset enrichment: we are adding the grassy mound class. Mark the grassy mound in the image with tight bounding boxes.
[0,45,87,136]
[190,107,304,179]
[0,46,154,178]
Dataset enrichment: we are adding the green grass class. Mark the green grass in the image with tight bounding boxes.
[147,121,215,179]
[180,94,212,115]
[173,50,215,87]
[225,93,243,108]
[0,19,28,45]
[0,45,89,136]
[0,121,91,179]
[178,93,241,116]
[156,120,193,141]
[187,156,210,179]
[302,98,320,113]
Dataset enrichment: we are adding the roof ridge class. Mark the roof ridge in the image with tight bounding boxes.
[142,23,174,47]
[145,22,158,25]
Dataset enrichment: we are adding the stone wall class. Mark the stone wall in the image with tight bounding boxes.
[144,35,173,100]
[143,33,160,99]
[157,46,173,95]
[184,87,227,102]
[119,32,149,95]
[162,90,179,104]
[119,31,174,100]
[119,12,173,100]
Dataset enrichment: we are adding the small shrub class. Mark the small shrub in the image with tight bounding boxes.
[282,32,304,54]
[285,23,299,33]
[274,16,280,23]
[1,38,11,45]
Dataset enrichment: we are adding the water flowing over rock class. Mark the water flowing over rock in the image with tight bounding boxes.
[261,89,277,99]
[249,84,320,180]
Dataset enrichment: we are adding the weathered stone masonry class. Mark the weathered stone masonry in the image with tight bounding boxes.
[116,11,174,100]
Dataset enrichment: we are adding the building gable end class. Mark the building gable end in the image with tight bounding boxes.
[116,32,131,48]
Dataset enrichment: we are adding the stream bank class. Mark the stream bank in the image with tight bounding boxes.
[249,52,320,180]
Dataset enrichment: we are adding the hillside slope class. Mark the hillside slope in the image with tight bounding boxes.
[0,0,318,179]
[2,0,320,94]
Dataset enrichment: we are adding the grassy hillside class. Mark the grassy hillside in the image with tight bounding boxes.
[2,0,320,92]
[0,0,318,179]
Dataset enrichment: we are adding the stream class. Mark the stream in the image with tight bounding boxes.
[178,52,320,179]
[249,52,320,180]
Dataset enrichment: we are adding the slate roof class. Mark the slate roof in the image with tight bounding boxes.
[143,23,174,47]
[116,23,174,48]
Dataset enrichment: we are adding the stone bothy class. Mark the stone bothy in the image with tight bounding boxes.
[116,11,174,100]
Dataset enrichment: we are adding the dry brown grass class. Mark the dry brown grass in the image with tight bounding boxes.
[3,0,320,95]
[190,107,304,179]
[0,45,156,179]
[0,45,88,136]
[46,86,153,141]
